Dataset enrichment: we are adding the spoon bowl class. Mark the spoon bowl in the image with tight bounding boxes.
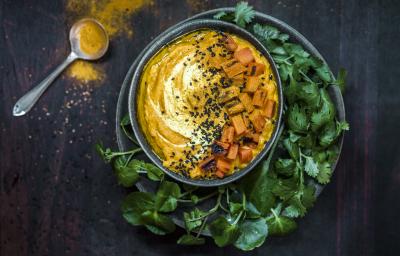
[69,18,109,60]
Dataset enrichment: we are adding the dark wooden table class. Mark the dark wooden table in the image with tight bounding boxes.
[1,0,399,255]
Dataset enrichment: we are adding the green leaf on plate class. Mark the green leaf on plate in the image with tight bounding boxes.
[234,218,268,251]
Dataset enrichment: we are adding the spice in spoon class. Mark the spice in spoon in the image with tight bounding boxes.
[77,20,108,56]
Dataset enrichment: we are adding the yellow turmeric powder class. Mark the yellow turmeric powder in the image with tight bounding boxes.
[77,20,107,56]
[66,0,152,84]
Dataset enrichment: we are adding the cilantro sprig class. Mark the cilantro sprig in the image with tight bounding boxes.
[96,2,348,251]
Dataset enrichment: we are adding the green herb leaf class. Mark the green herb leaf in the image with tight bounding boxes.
[334,68,347,93]
[177,234,205,245]
[113,156,140,187]
[121,192,155,225]
[287,104,309,133]
[209,216,241,247]
[267,209,297,236]
[275,158,296,177]
[311,88,336,131]
[145,163,164,181]
[316,162,332,184]
[234,218,268,251]
[233,2,255,28]
[303,155,319,178]
[155,181,181,212]
[283,138,300,161]
[141,210,176,235]
[183,208,206,232]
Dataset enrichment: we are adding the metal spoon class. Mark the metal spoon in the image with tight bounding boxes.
[12,18,109,116]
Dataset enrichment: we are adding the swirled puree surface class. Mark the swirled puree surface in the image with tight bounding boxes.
[137,29,278,179]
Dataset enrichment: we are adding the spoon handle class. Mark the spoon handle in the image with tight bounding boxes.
[12,52,79,116]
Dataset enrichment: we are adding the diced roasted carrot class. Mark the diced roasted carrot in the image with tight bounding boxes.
[216,158,231,173]
[249,110,266,132]
[209,56,225,69]
[222,60,247,78]
[226,143,239,160]
[252,89,268,107]
[247,62,266,76]
[218,86,240,103]
[231,114,247,135]
[239,147,253,163]
[224,35,238,51]
[242,114,251,129]
[227,102,245,115]
[244,76,261,93]
[247,142,258,149]
[262,100,276,118]
[238,93,255,113]
[234,48,254,65]
[250,133,260,143]
[221,126,235,143]
[215,170,225,178]
[199,155,215,170]
[216,141,230,150]
[231,74,245,87]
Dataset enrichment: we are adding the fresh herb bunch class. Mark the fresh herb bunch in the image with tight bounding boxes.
[96,2,348,251]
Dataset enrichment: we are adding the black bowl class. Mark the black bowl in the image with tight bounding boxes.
[128,19,283,187]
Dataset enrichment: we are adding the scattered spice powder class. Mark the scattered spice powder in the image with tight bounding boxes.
[66,0,152,83]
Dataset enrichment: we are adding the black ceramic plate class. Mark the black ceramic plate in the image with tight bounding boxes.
[128,19,284,187]
[116,8,345,232]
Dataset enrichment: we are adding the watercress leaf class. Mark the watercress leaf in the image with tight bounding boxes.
[183,208,206,232]
[209,216,241,247]
[234,219,268,251]
[240,161,277,216]
[190,195,199,204]
[283,138,300,161]
[155,181,181,212]
[245,202,261,219]
[234,2,255,28]
[303,155,319,178]
[120,114,131,126]
[121,192,155,225]
[115,163,140,187]
[316,162,332,184]
[275,158,296,177]
[177,234,205,245]
[141,210,176,235]
[145,163,164,181]
[287,104,309,133]
[229,202,244,216]
[267,213,297,236]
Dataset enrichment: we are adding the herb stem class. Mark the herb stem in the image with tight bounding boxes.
[195,216,208,238]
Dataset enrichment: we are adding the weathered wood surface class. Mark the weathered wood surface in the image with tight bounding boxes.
[1,0,399,255]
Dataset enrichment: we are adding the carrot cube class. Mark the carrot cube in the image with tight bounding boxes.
[238,93,255,113]
[231,114,247,135]
[216,141,230,150]
[215,170,225,178]
[199,155,215,170]
[221,126,235,143]
[216,158,231,173]
[262,100,276,118]
[244,76,261,93]
[239,147,253,163]
[226,143,239,160]
[234,48,254,65]
[224,36,238,51]
[222,60,247,78]
[218,86,240,103]
[247,62,266,76]
[227,103,245,115]
[252,89,268,107]
[249,110,266,132]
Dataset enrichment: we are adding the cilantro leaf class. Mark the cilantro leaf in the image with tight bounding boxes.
[274,158,296,177]
[311,88,336,131]
[316,162,332,184]
[287,104,309,133]
[234,2,255,28]
[303,155,319,178]
[334,68,347,93]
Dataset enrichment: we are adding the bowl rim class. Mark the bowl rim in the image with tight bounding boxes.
[128,18,283,187]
